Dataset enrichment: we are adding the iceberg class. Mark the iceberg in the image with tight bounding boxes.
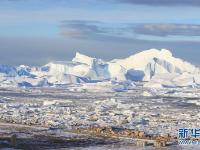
[0,48,199,89]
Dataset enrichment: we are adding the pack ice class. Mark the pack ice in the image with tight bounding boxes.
[0,48,200,89]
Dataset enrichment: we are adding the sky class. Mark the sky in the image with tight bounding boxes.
[0,0,200,66]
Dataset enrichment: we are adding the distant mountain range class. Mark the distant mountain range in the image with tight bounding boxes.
[0,49,200,88]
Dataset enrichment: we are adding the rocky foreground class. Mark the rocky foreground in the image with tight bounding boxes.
[0,87,200,149]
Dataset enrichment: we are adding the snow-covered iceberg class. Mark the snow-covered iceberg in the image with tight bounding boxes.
[0,48,200,89]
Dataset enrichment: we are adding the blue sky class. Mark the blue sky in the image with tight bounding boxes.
[0,0,200,66]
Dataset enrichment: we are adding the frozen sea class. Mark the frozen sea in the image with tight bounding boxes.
[0,82,200,149]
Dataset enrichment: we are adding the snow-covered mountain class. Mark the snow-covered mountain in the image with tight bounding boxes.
[0,49,200,88]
